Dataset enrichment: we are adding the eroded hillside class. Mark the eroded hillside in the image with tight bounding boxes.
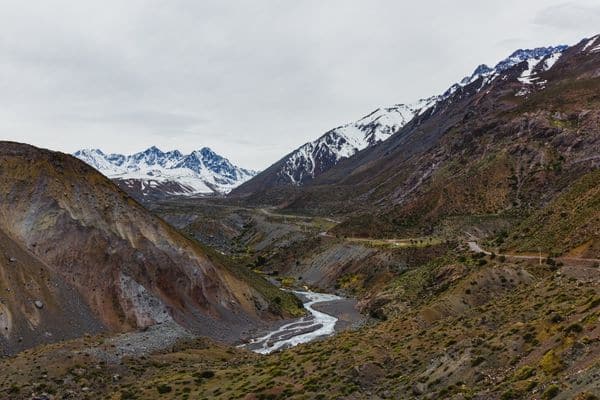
[0,142,302,354]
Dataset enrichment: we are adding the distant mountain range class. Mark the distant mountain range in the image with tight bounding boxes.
[73,45,572,201]
[74,146,256,199]
[232,44,569,195]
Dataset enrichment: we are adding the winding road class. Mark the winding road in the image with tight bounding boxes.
[467,241,600,264]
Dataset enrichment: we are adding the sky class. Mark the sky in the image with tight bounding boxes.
[1,1,598,170]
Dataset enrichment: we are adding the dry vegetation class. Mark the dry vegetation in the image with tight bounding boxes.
[1,247,598,399]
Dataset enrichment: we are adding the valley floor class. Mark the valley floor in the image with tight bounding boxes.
[1,200,598,400]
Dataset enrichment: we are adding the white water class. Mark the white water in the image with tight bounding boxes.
[245,291,342,354]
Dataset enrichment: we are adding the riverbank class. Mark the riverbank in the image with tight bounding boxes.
[311,296,366,331]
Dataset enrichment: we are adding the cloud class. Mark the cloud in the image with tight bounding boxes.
[533,2,600,31]
[0,1,597,169]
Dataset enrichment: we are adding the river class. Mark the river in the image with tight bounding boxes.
[243,291,345,354]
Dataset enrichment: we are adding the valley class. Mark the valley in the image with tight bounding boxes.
[0,31,599,400]
[0,195,597,399]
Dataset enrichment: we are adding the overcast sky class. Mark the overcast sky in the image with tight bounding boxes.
[1,1,598,169]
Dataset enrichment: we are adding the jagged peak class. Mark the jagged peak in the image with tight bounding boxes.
[140,145,164,155]
[74,148,105,156]
[73,146,256,195]
[198,146,214,153]
[451,45,568,93]
[165,149,183,158]
[197,147,223,160]
[494,45,567,72]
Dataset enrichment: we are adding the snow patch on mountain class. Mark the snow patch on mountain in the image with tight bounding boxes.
[74,146,256,195]
[449,46,566,95]
[276,46,569,185]
[582,35,599,52]
[517,51,563,85]
[279,100,434,184]
[239,43,573,189]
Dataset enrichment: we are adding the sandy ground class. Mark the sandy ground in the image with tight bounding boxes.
[311,297,367,332]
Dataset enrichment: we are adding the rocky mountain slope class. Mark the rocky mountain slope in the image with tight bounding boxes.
[0,142,300,354]
[232,101,435,195]
[0,228,105,355]
[232,45,568,195]
[74,146,256,199]
[236,35,600,258]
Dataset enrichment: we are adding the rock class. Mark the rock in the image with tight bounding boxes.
[34,300,44,309]
[474,371,485,382]
[352,362,384,387]
[412,383,426,395]
[553,111,568,121]
[8,257,16,263]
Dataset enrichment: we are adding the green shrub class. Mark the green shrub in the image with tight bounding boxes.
[564,323,583,334]
[156,384,172,394]
[501,389,520,400]
[587,297,600,309]
[471,356,486,367]
[542,385,560,399]
[539,350,563,375]
[199,370,215,379]
[120,391,138,400]
[549,313,563,323]
[526,380,538,391]
[514,366,535,381]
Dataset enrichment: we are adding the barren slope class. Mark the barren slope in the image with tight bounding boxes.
[0,142,301,353]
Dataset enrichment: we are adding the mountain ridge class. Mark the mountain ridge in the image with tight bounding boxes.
[74,146,256,199]
[229,34,600,260]
[232,44,569,197]
[285,35,600,253]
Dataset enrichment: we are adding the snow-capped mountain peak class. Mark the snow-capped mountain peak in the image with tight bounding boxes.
[279,100,433,185]
[74,146,257,197]
[460,64,494,86]
[446,45,568,96]
[250,44,571,188]
[494,46,567,72]
[580,35,600,53]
